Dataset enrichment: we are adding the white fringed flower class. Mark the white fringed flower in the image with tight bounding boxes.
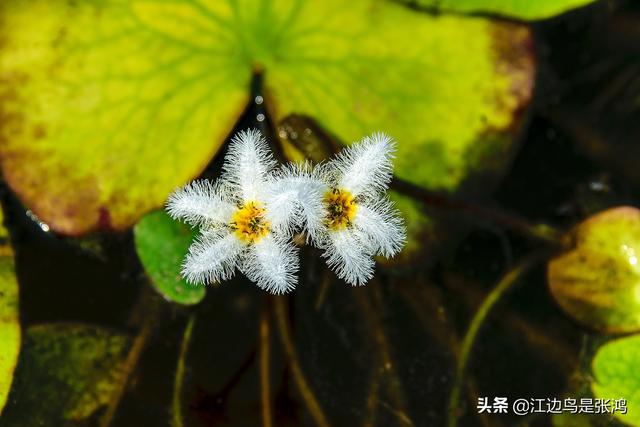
[166,129,299,294]
[265,162,327,240]
[306,133,406,286]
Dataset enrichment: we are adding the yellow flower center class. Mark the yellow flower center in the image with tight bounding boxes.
[323,188,357,230]
[231,201,270,243]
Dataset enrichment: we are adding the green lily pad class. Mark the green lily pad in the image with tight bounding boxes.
[592,335,640,426]
[548,206,640,333]
[0,208,20,416]
[1,323,130,426]
[0,0,533,235]
[134,210,205,305]
[405,0,597,20]
[266,10,534,193]
[0,0,250,235]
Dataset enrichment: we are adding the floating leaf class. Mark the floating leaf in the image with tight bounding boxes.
[404,0,597,20]
[1,323,130,426]
[266,9,534,193]
[592,335,640,426]
[548,206,640,333]
[0,0,533,235]
[134,211,205,305]
[0,208,20,416]
[0,0,249,235]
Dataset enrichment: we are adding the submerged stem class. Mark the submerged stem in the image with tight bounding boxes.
[362,358,383,427]
[313,269,333,311]
[274,296,330,427]
[260,303,273,427]
[446,275,577,372]
[355,287,415,427]
[447,252,548,427]
[172,314,196,427]
[396,283,495,427]
[391,178,563,245]
[100,291,160,427]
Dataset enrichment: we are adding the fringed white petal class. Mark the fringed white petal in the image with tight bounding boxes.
[222,129,277,202]
[353,198,406,258]
[166,180,235,227]
[335,132,395,198]
[181,231,245,285]
[241,234,298,294]
[322,228,375,286]
[264,162,327,240]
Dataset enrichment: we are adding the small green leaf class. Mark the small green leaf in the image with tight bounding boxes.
[0,0,533,235]
[1,323,130,426]
[135,211,205,305]
[592,335,640,426]
[405,0,597,20]
[0,208,20,416]
[548,206,640,333]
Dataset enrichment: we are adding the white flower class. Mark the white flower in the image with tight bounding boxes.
[264,161,327,240]
[166,129,299,294]
[166,129,406,292]
[305,132,406,286]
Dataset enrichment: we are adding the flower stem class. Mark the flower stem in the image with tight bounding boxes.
[274,296,330,427]
[447,252,547,427]
[355,287,415,427]
[172,314,196,427]
[100,289,160,427]
[446,275,577,372]
[362,358,383,427]
[313,269,332,311]
[260,303,273,427]
[396,282,495,427]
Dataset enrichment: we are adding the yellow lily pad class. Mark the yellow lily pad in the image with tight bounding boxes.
[0,207,20,416]
[0,0,250,235]
[548,206,640,333]
[0,0,533,235]
[266,11,534,192]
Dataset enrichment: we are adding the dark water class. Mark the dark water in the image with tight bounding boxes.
[1,1,638,426]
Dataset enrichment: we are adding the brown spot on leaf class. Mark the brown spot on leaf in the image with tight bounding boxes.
[33,124,47,140]
[98,207,113,231]
[52,27,68,49]
[489,22,536,132]
[453,24,535,197]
